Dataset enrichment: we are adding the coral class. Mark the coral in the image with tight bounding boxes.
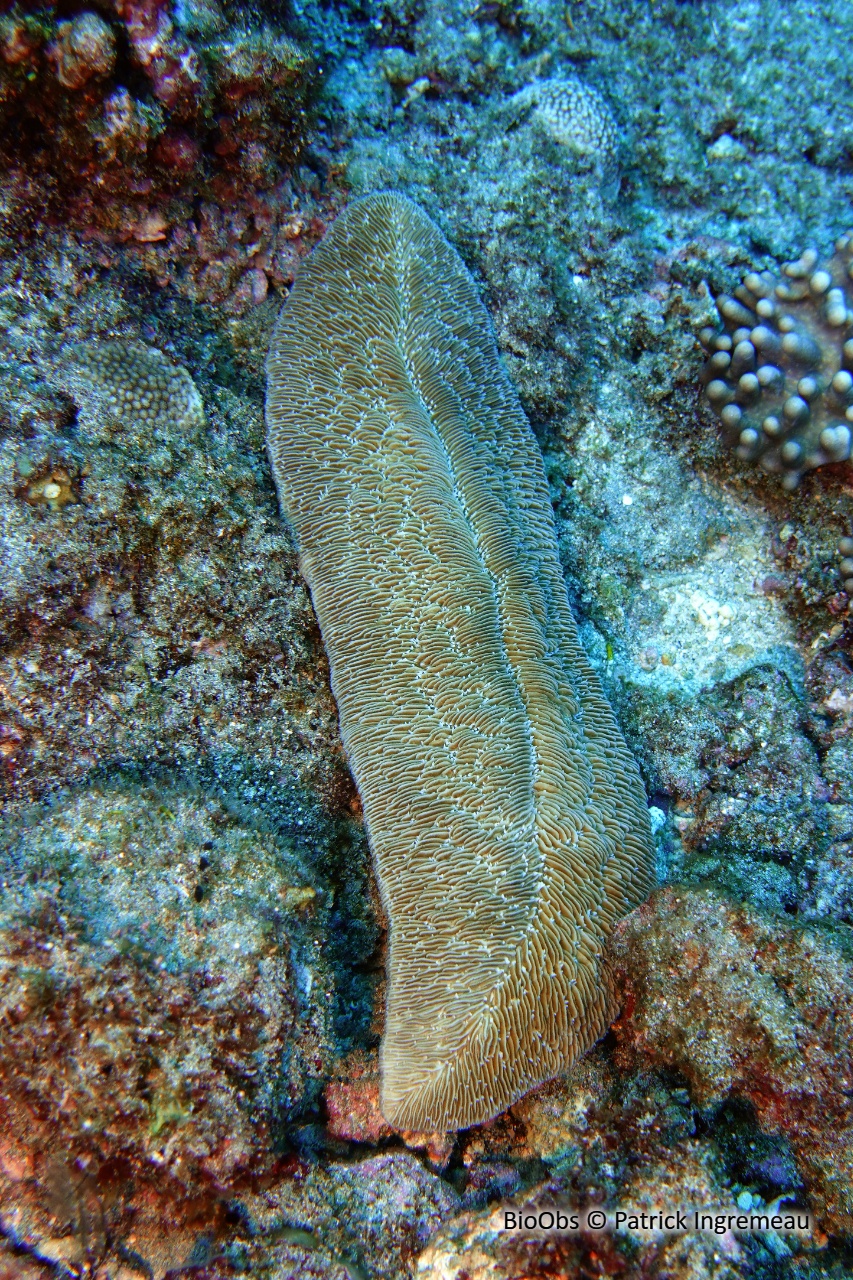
[0,242,366,815]
[700,235,853,489]
[4,0,853,1270]
[610,887,853,1233]
[266,192,654,1132]
[508,77,621,193]
[839,534,853,595]
[53,339,206,446]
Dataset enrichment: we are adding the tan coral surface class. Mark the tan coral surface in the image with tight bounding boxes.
[265,192,654,1132]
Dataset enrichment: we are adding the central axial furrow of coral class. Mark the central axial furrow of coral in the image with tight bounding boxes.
[265,192,653,1132]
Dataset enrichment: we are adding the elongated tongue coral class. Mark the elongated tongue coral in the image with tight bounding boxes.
[265,191,654,1132]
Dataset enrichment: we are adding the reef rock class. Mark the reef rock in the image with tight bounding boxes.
[610,887,853,1233]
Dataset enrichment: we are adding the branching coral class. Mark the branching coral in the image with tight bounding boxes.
[700,235,853,489]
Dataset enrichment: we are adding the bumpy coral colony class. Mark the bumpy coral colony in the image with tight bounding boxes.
[508,77,620,192]
[840,535,853,595]
[54,340,206,438]
[701,234,853,489]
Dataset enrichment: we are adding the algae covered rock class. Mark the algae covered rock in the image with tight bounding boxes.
[0,779,319,1189]
[610,887,853,1233]
[0,0,315,240]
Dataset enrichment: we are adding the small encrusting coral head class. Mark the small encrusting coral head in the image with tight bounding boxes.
[508,77,620,195]
[266,192,653,1133]
[53,340,206,444]
[700,234,853,489]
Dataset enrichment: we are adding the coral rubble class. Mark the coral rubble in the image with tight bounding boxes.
[0,0,314,240]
